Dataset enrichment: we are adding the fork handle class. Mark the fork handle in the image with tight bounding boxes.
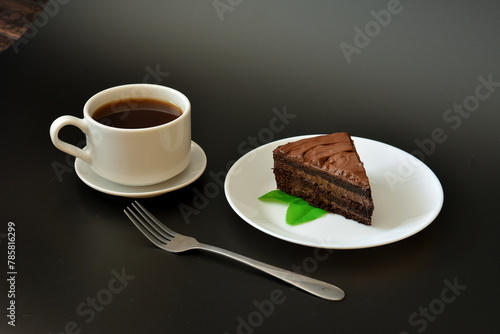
[198,243,345,301]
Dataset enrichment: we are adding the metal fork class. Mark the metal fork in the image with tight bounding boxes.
[124,201,345,301]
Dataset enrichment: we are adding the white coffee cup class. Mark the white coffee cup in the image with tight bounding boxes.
[50,84,191,186]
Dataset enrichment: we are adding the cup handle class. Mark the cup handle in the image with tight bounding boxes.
[49,116,92,165]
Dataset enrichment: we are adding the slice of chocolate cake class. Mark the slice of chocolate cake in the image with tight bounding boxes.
[273,133,374,225]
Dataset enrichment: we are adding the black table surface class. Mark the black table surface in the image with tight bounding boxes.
[1,1,499,333]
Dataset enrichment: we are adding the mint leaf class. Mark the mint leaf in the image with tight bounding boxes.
[259,190,327,226]
[258,190,296,203]
[285,198,327,226]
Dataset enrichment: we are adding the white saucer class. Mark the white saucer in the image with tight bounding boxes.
[75,141,207,198]
[224,135,444,249]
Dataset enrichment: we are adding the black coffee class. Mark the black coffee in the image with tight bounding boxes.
[93,98,182,129]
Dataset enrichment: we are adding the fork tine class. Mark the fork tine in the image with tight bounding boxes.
[124,205,170,247]
[133,201,177,238]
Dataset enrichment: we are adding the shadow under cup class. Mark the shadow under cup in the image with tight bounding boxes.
[82,84,191,186]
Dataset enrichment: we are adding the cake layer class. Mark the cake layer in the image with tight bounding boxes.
[273,155,371,198]
[273,159,372,207]
[274,168,372,225]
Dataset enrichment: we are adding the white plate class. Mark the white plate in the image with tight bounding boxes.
[224,135,444,249]
[75,141,206,198]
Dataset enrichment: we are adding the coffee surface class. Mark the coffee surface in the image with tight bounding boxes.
[93,98,182,129]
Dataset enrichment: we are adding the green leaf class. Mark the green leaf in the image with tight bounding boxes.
[285,198,327,226]
[258,190,297,204]
[259,190,327,226]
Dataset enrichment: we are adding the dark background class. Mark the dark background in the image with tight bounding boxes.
[1,0,499,333]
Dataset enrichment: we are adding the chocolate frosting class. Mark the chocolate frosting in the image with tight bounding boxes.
[275,133,370,187]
